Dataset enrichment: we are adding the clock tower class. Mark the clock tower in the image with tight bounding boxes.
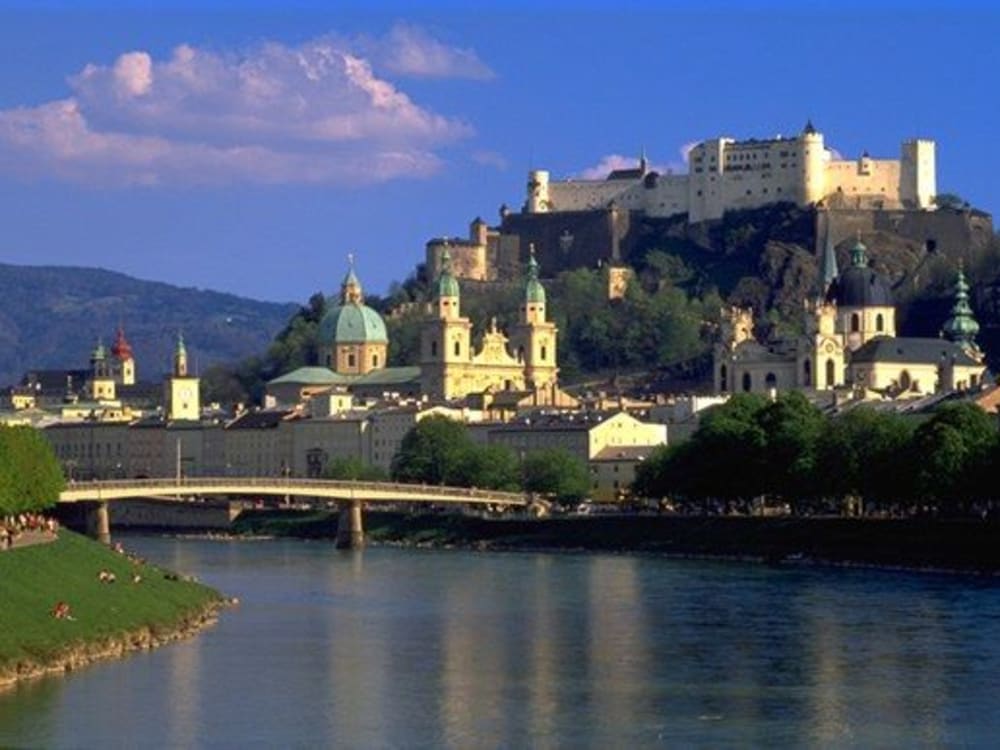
[166,333,200,421]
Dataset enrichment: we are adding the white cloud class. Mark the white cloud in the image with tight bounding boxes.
[471,149,508,171]
[576,143,694,179]
[0,28,487,187]
[364,23,495,80]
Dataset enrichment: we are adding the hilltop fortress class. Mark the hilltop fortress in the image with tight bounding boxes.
[526,121,935,222]
[425,122,975,285]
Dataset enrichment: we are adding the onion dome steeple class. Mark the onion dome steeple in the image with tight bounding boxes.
[942,264,981,350]
[437,246,461,300]
[525,245,546,304]
[111,325,133,361]
[174,332,189,377]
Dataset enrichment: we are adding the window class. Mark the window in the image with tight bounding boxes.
[541,345,547,361]
[851,313,860,332]
[454,341,461,356]
[803,359,812,387]
[347,353,356,368]
[431,340,438,357]
[372,354,379,368]
[720,364,728,392]
[765,372,777,390]
[826,358,835,387]
[742,372,752,392]
[876,313,884,332]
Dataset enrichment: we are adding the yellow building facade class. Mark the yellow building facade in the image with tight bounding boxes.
[420,249,559,402]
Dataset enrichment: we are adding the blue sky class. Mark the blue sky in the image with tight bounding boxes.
[1,1,998,303]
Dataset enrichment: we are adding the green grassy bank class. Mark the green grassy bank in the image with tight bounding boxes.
[234,509,1000,573]
[0,531,224,686]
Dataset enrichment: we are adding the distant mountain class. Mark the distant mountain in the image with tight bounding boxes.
[0,263,299,387]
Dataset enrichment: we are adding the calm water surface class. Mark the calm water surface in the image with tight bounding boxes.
[2,536,1000,748]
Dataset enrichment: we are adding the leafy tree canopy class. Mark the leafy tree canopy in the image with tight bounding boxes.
[0,426,65,515]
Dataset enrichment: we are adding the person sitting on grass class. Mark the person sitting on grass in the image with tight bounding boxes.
[52,601,74,620]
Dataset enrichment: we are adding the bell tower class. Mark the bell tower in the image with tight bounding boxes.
[512,246,558,390]
[166,333,200,421]
[420,247,472,400]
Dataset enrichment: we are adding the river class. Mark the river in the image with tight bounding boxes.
[2,535,1000,747]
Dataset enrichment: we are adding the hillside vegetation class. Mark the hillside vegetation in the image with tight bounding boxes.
[208,205,999,403]
[0,263,297,387]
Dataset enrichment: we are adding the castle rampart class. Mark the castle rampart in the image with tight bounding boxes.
[523,123,936,223]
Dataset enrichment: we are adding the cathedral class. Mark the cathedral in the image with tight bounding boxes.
[420,247,560,401]
[714,237,986,398]
[268,249,567,406]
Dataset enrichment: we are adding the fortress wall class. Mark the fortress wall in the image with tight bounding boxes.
[642,174,690,217]
[547,181,629,212]
[820,208,994,261]
[501,209,625,272]
[824,159,901,204]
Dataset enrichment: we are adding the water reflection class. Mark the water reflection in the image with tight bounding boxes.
[2,539,1000,748]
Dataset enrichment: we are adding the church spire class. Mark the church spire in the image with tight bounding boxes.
[174,332,188,377]
[942,262,981,351]
[821,228,839,293]
[525,244,546,305]
[341,253,364,305]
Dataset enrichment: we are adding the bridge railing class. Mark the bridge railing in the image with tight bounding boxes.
[62,477,528,504]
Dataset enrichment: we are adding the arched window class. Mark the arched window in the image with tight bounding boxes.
[851,313,860,333]
[720,364,728,392]
[454,341,461,357]
[803,359,812,387]
[876,313,884,332]
[742,372,752,392]
[347,353,356,368]
[325,353,332,367]
[900,370,912,391]
[372,354,379,368]
[825,358,835,387]
[517,346,525,362]
[431,340,438,357]
[765,372,777,390]
[541,345,547,361]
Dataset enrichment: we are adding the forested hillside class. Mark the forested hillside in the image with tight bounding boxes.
[0,263,298,387]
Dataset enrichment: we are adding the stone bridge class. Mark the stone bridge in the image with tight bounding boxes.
[59,477,529,549]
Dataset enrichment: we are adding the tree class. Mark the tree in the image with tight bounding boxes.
[522,448,591,505]
[449,444,522,491]
[322,456,387,482]
[910,403,997,513]
[815,407,914,511]
[390,415,472,485]
[756,392,825,510]
[0,426,65,515]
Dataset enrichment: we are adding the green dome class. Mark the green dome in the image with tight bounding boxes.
[318,301,388,345]
[525,251,546,304]
[437,248,460,299]
[942,267,980,344]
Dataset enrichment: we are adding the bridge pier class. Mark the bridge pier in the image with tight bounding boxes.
[335,500,364,550]
[87,501,111,545]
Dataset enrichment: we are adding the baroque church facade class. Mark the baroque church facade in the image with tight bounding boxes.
[420,248,560,402]
[714,237,986,398]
